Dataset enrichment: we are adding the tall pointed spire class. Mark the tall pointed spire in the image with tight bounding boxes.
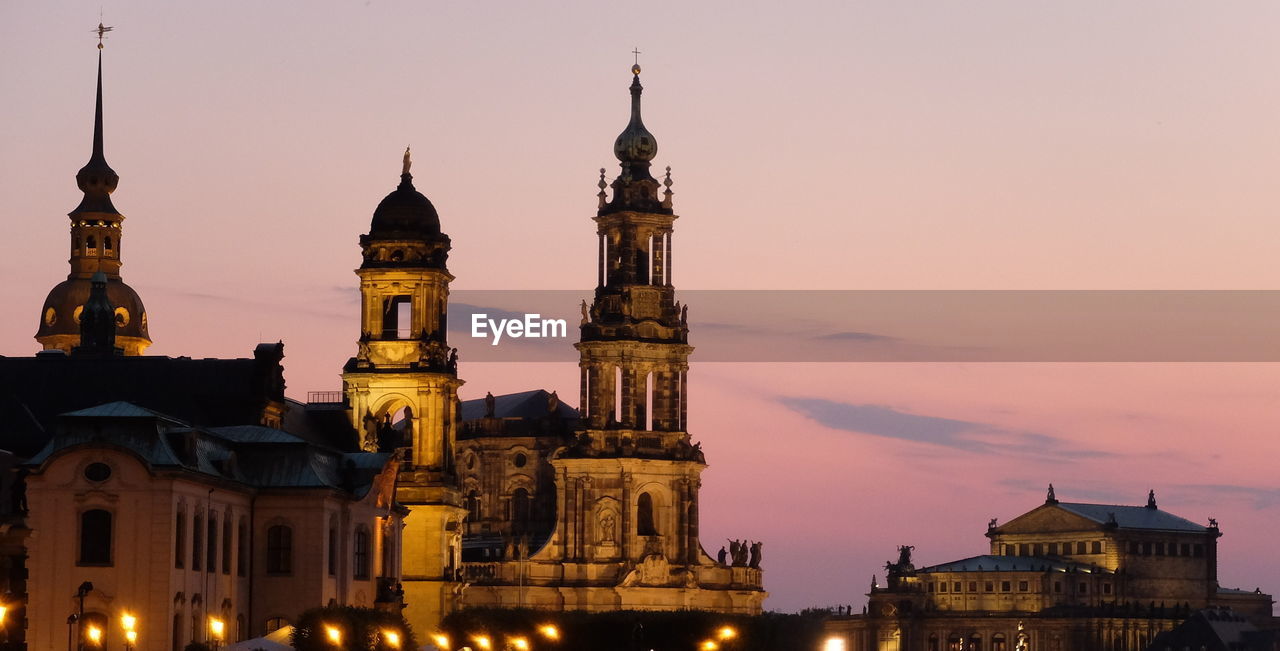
[73,45,120,215]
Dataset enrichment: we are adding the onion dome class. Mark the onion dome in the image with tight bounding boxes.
[600,65,670,216]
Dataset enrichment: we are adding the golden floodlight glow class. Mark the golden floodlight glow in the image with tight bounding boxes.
[86,625,103,645]
[718,626,738,640]
[700,641,719,651]
[538,624,560,640]
[210,617,226,640]
[431,633,451,649]
[473,633,493,650]
[823,636,848,651]
[0,605,7,624]
[125,630,138,644]
[325,624,342,645]
[383,629,402,648]
[510,636,530,650]
[121,613,137,631]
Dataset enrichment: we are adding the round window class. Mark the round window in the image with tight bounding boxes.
[84,462,112,482]
[513,453,527,468]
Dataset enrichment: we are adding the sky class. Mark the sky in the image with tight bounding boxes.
[3,1,1279,613]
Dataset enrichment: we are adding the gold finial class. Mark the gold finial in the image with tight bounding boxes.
[631,47,642,75]
[94,22,114,50]
[402,146,411,175]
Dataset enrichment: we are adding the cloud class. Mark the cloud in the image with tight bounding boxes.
[780,397,1112,460]
[812,331,898,342]
[1173,484,1280,511]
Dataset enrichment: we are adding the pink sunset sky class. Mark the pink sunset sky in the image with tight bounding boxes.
[3,1,1279,613]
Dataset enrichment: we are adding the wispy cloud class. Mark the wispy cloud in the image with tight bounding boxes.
[813,331,898,342]
[780,397,1113,460]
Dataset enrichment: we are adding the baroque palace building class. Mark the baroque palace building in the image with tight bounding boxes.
[824,487,1275,651]
[1,36,763,650]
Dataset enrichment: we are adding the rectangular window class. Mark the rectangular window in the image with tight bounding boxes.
[175,512,186,569]
[1155,542,1165,556]
[1077,541,1087,554]
[192,513,203,571]
[1018,580,1029,592]
[928,582,936,593]
[939,581,948,593]
[1054,581,1062,593]
[1103,583,1112,595]
[222,516,232,574]
[1001,581,1011,592]
[954,581,962,593]
[354,528,371,580]
[236,521,247,577]
[207,515,218,571]
[1180,543,1191,556]
[328,527,337,576]
[1079,583,1088,594]
[1091,541,1102,554]
[968,581,978,593]
[1047,542,1057,555]
[984,581,994,592]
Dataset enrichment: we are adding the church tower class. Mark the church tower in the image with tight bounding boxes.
[36,36,151,355]
[342,150,465,630]
[458,65,764,614]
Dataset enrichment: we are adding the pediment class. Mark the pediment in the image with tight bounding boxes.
[994,504,1105,535]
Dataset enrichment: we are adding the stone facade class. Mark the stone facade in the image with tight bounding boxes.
[825,489,1275,651]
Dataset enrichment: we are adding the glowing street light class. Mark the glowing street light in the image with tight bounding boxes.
[209,617,226,643]
[472,633,493,650]
[125,629,138,650]
[121,613,137,631]
[325,624,343,646]
[700,641,719,651]
[509,636,530,650]
[823,637,848,651]
[86,625,104,648]
[537,624,560,641]
[431,633,451,649]
[718,626,738,641]
[380,629,402,648]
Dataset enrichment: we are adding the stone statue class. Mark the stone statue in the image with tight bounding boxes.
[547,390,560,413]
[580,300,590,326]
[599,512,616,545]
[402,146,412,175]
[749,541,762,568]
[896,545,915,568]
[988,517,998,530]
[401,406,415,447]
[717,546,727,565]
[485,391,496,418]
[1047,483,1056,502]
[1209,518,1218,528]
[448,347,458,368]
[361,410,379,452]
[680,304,688,324]
[728,539,740,565]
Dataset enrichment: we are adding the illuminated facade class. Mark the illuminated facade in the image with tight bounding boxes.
[825,488,1275,651]
[451,66,766,614]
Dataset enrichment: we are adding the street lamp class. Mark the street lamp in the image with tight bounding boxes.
[823,637,848,651]
[508,636,530,651]
[717,626,737,642]
[209,617,226,649]
[431,633,451,650]
[125,629,138,651]
[325,624,343,647]
[700,641,719,651]
[537,625,559,642]
[85,625,103,649]
[382,629,402,648]
[472,634,493,650]
[121,613,139,651]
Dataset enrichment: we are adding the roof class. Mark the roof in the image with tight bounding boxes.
[460,389,579,421]
[1056,502,1206,532]
[26,401,391,497]
[918,555,1113,574]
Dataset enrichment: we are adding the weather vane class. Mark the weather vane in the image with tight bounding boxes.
[94,21,114,50]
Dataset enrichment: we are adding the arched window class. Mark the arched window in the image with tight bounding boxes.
[266,525,292,574]
[79,509,112,565]
[175,509,186,569]
[353,526,371,580]
[992,633,1007,651]
[511,488,532,534]
[236,614,246,642]
[466,490,481,521]
[87,235,97,252]
[172,612,183,651]
[105,235,113,251]
[265,617,288,634]
[637,492,657,536]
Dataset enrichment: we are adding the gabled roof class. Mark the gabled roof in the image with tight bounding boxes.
[62,401,175,420]
[918,555,1112,574]
[1056,502,1206,532]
